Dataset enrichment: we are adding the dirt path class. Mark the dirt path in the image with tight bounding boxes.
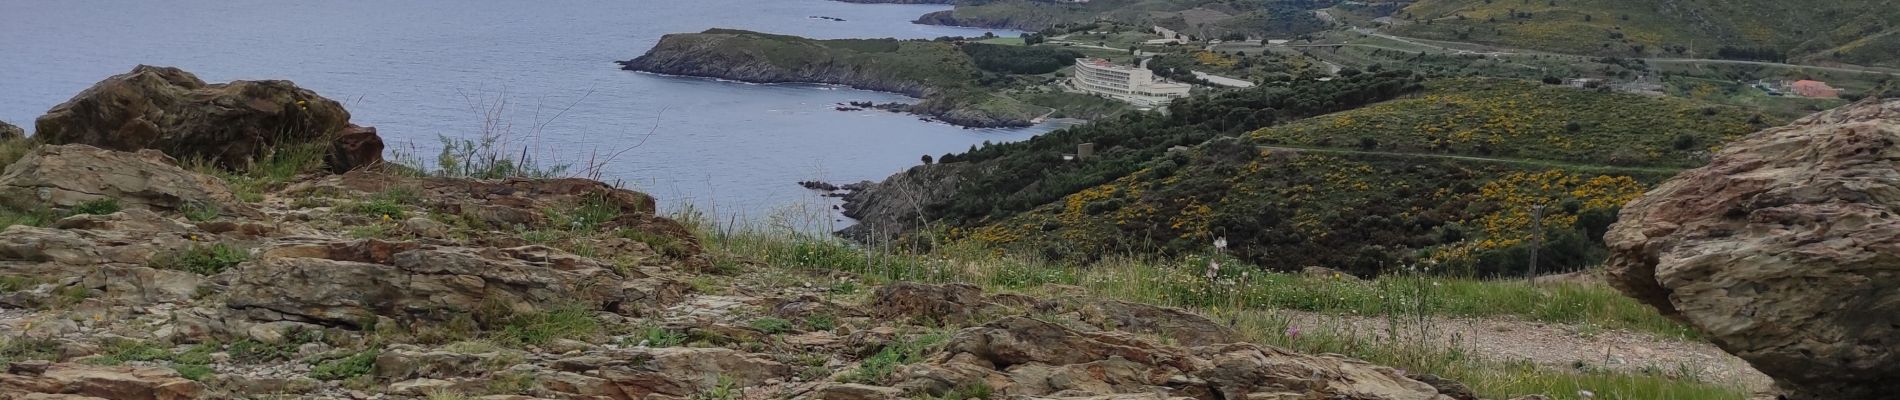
[1278,309,1774,393]
[1258,146,1684,175]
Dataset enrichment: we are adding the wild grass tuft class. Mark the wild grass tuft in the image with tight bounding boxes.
[494,306,602,346]
[148,242,250,275]
[69,198,121,216]
[842,332,946,384]
[309,348,380,381]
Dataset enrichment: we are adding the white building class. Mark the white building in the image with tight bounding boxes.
[1069,58,1192,107]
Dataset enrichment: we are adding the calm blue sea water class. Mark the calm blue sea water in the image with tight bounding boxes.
[0,0,1054,226]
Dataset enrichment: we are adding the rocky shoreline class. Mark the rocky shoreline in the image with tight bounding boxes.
[911,9,1045,32]
[618,30,1036,129]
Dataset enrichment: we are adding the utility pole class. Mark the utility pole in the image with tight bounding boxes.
[1529,205,1546,287]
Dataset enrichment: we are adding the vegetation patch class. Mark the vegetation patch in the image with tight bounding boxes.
[148,242,250,275]
[309,348,380,381]
[842,333,947,384]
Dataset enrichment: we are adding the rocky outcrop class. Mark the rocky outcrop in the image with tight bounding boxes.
[0,144,250,214]
[1604,98,1900,400]
[836,163,966,242]
[32,65,380,170]
[221,240,688,330]
[0,361,205,400]
[870,282,985,324]
[0,120,22,140]
[325,124,385,173]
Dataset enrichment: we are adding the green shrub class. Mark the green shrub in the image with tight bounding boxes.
[70,198,121,216]
[173,364,214,381]
[148,243,250,275]
[309,348,379,381]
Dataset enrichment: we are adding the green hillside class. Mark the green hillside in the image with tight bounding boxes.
[1382,0,1900,67]
[917,0,1333,40]
[1253,79,1764,167]
[927,78,1774,277]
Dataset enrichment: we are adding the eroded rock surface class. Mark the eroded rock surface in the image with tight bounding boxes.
[1605,98,1900,400]
[0,144,248,214]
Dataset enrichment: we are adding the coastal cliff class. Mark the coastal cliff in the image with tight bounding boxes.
[912,9,1051,31]
[621,29,1045,128]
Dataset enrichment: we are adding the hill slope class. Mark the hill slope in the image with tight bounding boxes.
[864,78,1775,277]
[1381,0,1900,67]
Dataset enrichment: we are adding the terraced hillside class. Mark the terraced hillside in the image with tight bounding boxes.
[1381,0,1900,67]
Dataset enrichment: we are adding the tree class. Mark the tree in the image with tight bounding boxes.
[922,154,934,164]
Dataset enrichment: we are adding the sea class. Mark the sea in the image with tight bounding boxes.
[0,0,1062,229]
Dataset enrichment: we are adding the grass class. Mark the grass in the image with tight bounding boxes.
[340,187,420,219]
[0,336,62,365]
[80,339,219,381]
[748,317,794,334]
[0,205,55,229]
[309,348,380,381]
[148,242,250,275]
[0,136,36,167]
[69,198,121,216]
[841,332,947,384]
[695,221,1739,399]
[629,325,688,348]
[192,142,330,202]
[494,306,602,346]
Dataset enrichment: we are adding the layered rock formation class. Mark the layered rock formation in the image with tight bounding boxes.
[0,144,251,214]
[33,65,382,171]
[1605,98,1900,400]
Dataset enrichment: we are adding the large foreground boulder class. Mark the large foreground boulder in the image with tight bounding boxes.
[33,65,377,170]
[0,144,248,213]
[1604,98,1900,400]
